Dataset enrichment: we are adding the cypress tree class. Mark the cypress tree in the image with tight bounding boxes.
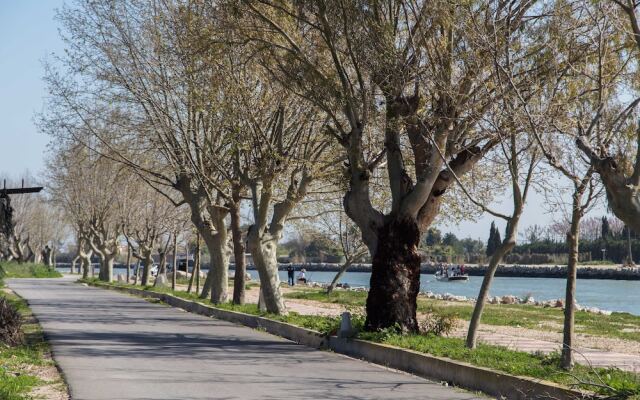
[486,222,496,256]
[493,226,502,252]
[601,216,611,239]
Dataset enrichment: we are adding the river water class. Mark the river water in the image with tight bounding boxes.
[57,266,640,316]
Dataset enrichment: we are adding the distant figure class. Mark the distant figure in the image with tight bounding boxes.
[447,264,455,277]
[297,268,307,284]
[460,264,465,275]
[287,265,295,286]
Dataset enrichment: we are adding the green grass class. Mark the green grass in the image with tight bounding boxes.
[284,289,640,343]
[0,262,62,282]
[0,288,55,399]
[362,332,640,398]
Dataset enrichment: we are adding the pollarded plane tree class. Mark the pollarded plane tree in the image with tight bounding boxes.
[16,194,66,266]
[42,124,133,283]
[234,0,562,331]
[123,181,187,287]
[50,1,239,302]
[82,156,133,283]
[231,81,334,314]
[45,142,99,279]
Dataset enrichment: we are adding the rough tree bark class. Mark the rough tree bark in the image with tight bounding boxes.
[176,177,229,304]
[171,233,178,291]
[71,254,79,274]
[125,244,131,283]
[139,247,153,286]
[365,216,422,332]
[247,228,286,313]
[246,172,313,315]
[230,186,246,305]
[78,239,93,280]
[187,233,200,294]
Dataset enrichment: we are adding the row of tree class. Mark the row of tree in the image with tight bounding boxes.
[21,0,640,372]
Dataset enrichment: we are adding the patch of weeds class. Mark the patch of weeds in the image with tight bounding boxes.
[0,262,62,280]
[419,312,459,336]
[0,290,50,399]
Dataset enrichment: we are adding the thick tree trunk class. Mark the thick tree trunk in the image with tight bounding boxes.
[561,197,582,370]
[178,179,229,303]
[365,217,421,332]
[199,231,228,303]
[247,228,286,314]
[154,250,168,287]
[134,261,140,285]
[80,256,90,279]
[326,259,353,294]
[98,254,114,282]
[195,241,201,295]
[71,255,79,274]
[171,234,178,291]
[230,197,246,305]
[141,255,153,286]
[187,235,199,294]
[126,245,131,283]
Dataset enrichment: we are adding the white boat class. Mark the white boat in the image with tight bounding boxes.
[434,271,469,282]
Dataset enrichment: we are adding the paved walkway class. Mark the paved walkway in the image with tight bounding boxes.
[7,277,484,400]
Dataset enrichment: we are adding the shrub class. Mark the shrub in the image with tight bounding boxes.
[419,312,459,336]
[0,296,23,346]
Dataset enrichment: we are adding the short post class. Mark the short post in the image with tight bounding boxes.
[338,312,356,338]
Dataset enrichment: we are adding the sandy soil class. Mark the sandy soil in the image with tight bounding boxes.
[27,356,69,400]
[241,285,640,358]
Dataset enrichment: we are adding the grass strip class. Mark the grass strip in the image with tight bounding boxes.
[284,289,640,343]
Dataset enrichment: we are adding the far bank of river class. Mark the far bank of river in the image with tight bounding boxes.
[57,263,640,315]
[264,262,640,280]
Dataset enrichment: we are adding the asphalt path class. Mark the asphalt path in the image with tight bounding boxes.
[7,276,485,400]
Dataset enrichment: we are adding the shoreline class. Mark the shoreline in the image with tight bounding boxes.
[55,261,640,280]
[261,262,640,280]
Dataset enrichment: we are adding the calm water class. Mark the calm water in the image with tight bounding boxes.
[57,266,640,315]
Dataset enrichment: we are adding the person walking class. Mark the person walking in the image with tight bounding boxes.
[287,265,295,286]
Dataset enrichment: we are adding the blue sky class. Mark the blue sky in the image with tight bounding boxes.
[0,0,609,242]
[0,0,64,184]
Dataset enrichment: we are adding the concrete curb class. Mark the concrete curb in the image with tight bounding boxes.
[86,281,598,400]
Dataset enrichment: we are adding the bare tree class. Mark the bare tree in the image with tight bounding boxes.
[574,0,640,233]
[234,0,564,331]
[235,92,333,314]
